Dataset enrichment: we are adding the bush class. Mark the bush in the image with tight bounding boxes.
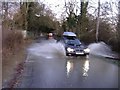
[2,31,24,60]
[3,31,23,50]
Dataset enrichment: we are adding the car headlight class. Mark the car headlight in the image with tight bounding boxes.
[84,48,90,53]
[67,47,74,52]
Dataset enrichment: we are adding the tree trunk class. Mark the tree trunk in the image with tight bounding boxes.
[79,0,88,38]
[96,0,100,42]
[116,1,120,52]
[2,2,8,31]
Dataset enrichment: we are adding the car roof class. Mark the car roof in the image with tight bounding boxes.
[63,32,76,37]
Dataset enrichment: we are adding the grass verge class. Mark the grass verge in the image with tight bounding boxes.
[2,31,33,87]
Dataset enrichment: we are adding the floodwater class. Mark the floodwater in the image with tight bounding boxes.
[17,40,119,88]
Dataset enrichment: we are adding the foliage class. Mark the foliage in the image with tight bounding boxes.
[12,2,59,37]
[116,1,120,52]
[3,31,23,51]
[79,17,113,44]
[79,1,89,33]
[63,0,89,38]
[61,0,120,53]
[66,13,77,31]
[1,1,120,52]
[26,2,56,37]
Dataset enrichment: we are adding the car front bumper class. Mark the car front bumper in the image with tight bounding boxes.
[66,51,86,56]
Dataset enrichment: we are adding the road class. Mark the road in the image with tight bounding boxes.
[17,40,119,88]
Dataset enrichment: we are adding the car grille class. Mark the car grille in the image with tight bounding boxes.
[75,48,83,51]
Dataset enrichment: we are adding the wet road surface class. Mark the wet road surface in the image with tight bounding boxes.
[17,41,119,88]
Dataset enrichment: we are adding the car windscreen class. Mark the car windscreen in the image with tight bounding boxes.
[65,39,81,45]
[63,36,76,39]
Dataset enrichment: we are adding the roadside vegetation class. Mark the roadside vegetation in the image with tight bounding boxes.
[2,31,23,83]
[1,1,120,52]
[61,0,120,53]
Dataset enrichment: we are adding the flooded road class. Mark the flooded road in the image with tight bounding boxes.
[17,41,119,88]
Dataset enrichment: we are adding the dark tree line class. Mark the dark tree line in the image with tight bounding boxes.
[116,1,120,52]
[1,1,60,38]
[59,0,120,52]
[1,0,120,52]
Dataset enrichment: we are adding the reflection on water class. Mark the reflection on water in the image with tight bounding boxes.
[82,59,89,77]
[66,57,90,78]
[66,60,74,77]
[64,56,118,88]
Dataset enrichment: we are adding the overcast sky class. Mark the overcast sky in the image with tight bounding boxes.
[40,0,118,20]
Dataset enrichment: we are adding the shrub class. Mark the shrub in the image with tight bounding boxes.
[2,30,24,60]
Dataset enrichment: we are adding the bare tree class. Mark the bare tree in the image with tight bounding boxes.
[19,2,29,30]
[64,0,78,16]
[96,0,100,42]
[2,2,9,31]
[116,1,120,51]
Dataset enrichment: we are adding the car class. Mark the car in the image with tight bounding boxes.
[58,32,90,56]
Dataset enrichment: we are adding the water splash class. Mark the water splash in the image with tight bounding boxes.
[28,40,66,59]
[88,42,116,58]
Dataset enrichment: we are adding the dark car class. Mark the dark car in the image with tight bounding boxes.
[58,32,90,56]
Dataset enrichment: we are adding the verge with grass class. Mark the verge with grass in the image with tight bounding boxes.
[2,31,33,88]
